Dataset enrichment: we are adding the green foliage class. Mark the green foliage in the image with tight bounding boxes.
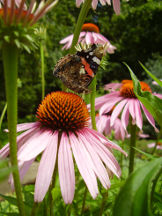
[113,157,162,216]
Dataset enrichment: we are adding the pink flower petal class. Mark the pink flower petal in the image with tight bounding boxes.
[58,132,75,204]
[18,129,52,161]
[110,99,128,127]
[92,0,98,9]
[104,83,122,91]
[134,100,143,130]
[112,0,120,15]
[128,99,136,121]
[34,131,58,202]
[85,32,94,44]
[121,102,130,130]
[78,131,110,188]
[81,129,121,177]
[140,102,158,132]
[86,128,127,156]
[99,96,122,116]
[70,132,98,199]
[16,122,38,132]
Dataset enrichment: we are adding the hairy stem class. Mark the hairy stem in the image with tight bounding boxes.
[128,122,137,175]
[70,0,92,53]
[40,42,45,100]
[90,77,97,130]
[2,43,25,216]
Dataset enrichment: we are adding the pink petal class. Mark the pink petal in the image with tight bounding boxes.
[134,100,143,130]
[86,128,127,156]
[70,132,98,198]
[58,132,75,204]
[92,0,98,9]
[18,129,52,161]
[34,131,58,202]
[110,99,128,127]
[128,99,135,121]
[121,102,130,130]
[96,115,108,134]
[112,0,120,15]
[104,83,122,91]
[140,102,158,132]
[99,96,122,116]
[81,129,121,177]
[76,0,83,7]
[78,132,110,188]
[16,122,38,132]
[85,32,94,44]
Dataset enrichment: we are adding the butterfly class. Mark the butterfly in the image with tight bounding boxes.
[53,44,105,93]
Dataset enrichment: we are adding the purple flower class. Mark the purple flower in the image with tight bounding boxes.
[60,23,116,54]
[93,80,161,132]
[147,142,162,150]
[76,0,120,15]
[0,91,126,204]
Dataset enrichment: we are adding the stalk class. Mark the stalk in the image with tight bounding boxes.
[128,122,137,175]
[90,77,97,130]
[99,191,108,216]
[70,0,92,53]
[2,43,25,216]
[80,187,88,216]
[40,42,45,100]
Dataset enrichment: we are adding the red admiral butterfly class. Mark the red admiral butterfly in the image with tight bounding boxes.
[53,44,105,93]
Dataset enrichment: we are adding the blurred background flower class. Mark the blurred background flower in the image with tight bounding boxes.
[60,23,116,54]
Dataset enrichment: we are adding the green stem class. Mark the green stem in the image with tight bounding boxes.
[30,202,39,216]
[99,191,108,216]
[128,123,137,175]
[152,127,162,155]
[0,103,7,131]
[70,0,92,53]
[80,187,88,216]
[90,77,97,130]
[40,42,45,100]
[2,43,25,216]
[120,141,124,174]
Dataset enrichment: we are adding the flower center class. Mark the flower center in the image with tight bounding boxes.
[81,23,100,33]
[36,91,90,132]
[120,80,152,98]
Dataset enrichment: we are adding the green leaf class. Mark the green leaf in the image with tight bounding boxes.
[139,62,162,87]
[125,63,162,128]
[113,157,162,216]
[0,159,16,182]
[0,194,18,206]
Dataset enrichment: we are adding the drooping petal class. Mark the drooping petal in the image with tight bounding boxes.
[121,102,130,130]
[110,99,128,127]
[18,129,52,161]
[128,99,135,122]
[16,122,39,132]
[140,102,158,132]
[99,96,122,116]
[92,0,98,9]
[134,100,143,130]
[78,131,110,189]
[70,132,98,199]
[81,129,121,177]
[34,131,58,202]
[112,0,120,15]
[85,32,94,44]
[76,0,83,8]
[86,128,127,156]
[104,82,122,91]
[58,132,75,204]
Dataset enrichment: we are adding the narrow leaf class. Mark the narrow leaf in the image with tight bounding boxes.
[139,62,162,87]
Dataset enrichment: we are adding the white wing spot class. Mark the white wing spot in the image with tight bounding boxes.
[92,57,100,65]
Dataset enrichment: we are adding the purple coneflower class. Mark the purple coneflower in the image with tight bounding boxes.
[60,23,116,54]
[96,107,126,141]
[0,0,57,26]
[0,91,126,204]
[94,80,161,132]
[147,142,162,150]
[76,0,120,15]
